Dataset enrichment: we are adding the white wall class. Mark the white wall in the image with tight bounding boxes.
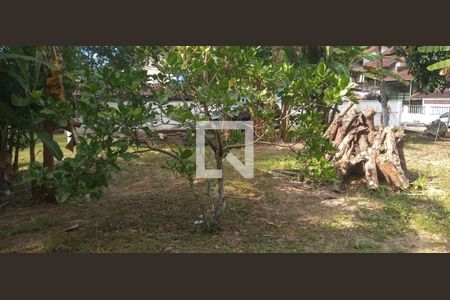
[338,99,403,127]
[401,103,450,125]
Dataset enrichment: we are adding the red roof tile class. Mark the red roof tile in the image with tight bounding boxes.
[412,89,450,99]
[364,46,378,53]
[363,58,397,69]
[382,47,396,56]
[384,69,414,81]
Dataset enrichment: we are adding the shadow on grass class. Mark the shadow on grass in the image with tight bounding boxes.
[1,141,448,253]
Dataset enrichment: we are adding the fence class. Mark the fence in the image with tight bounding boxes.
[402,105,450,125]
[430,106,449,115]
[406,105,425,114]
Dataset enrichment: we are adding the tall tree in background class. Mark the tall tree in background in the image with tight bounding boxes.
[396,46,450,93]
[377,46,390,128]
[357,46,409,128]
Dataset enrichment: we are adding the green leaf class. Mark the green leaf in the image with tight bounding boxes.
[0,53,55,69]
[0,69,30,93]
[330,47,346,54]
[40,108,54,115]
[0,102,17,123]
[56,191,71,203]
[142,127,157,138]
[427,59,450,71]
[34,128,64,161]
[228,78,236,88]
[166,52,178,65]
[11,94,31,107]
[113,139,129,149]
[418,46,450,53]
[121,152,139,161]
[180,149,193,159]
[110,162,122,172]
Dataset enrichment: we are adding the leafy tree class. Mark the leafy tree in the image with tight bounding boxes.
[151,46,264,230]
[396,46,450,93]
[271,46,366,140]
[279,62,354,182]
[1,46,158,202]
[417,46,450,71]
[0,46,69,200]
[25,65,155,202]
[149,46,356,228]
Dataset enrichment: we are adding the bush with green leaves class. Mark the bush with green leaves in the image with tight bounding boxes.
[279,62,354,182]
[151,47,356,227]
[150,46,267,229]
[25,65,155,202]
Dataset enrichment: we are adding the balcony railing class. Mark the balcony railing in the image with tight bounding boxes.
[430,106,450,115]
[406,105,424,114]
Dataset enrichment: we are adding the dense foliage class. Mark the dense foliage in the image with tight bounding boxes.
[0,45,393,228]
[396,46,450,93]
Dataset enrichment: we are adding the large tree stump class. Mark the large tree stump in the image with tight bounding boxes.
[376,127,409,190]
[326,105,409,190]
[324,101,354,142]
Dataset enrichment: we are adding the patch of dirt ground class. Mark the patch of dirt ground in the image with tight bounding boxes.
[0,134,448,253]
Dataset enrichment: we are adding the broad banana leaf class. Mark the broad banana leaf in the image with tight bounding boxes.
[426,58,450,71]
[0,53,55,69]
[34,128,64,161]
[363,67,409,86]
[418,46,450,53]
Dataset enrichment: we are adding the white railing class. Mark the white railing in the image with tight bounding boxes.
[406,105,425,114]
[430,106,449,115]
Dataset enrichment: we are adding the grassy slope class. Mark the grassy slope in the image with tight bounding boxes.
[0,133,448,253]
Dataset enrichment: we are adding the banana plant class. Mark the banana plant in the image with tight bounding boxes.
[418,46,450,71]
[0,47,64,161]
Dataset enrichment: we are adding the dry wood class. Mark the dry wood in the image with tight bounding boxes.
[326,104,409,190]
[333,108,359,147]
[363,107,376,131]
[324,101,354,142]
[376,127,409,190]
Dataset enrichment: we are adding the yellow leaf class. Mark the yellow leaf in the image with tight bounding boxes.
[228,78,236,88]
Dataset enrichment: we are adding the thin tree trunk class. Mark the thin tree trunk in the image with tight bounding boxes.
[0,128,8,183]
[280,100,290,142]
[42,120,54,172]
[380,85,389,128]
[377,46,389,128]
[7,132,13,167]
[271,46,290,142]
[41,46,66,201]
[13,137,19,172]
[29,131,40,201]
[213,153,226,221]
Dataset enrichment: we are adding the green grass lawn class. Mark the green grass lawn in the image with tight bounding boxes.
[0,132,449,253]
[16,133,75,170]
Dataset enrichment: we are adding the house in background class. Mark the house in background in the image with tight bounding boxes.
[402,90,450,125]
[350,46,414,126]
[351,46,449,126]
[351,46,414,101]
